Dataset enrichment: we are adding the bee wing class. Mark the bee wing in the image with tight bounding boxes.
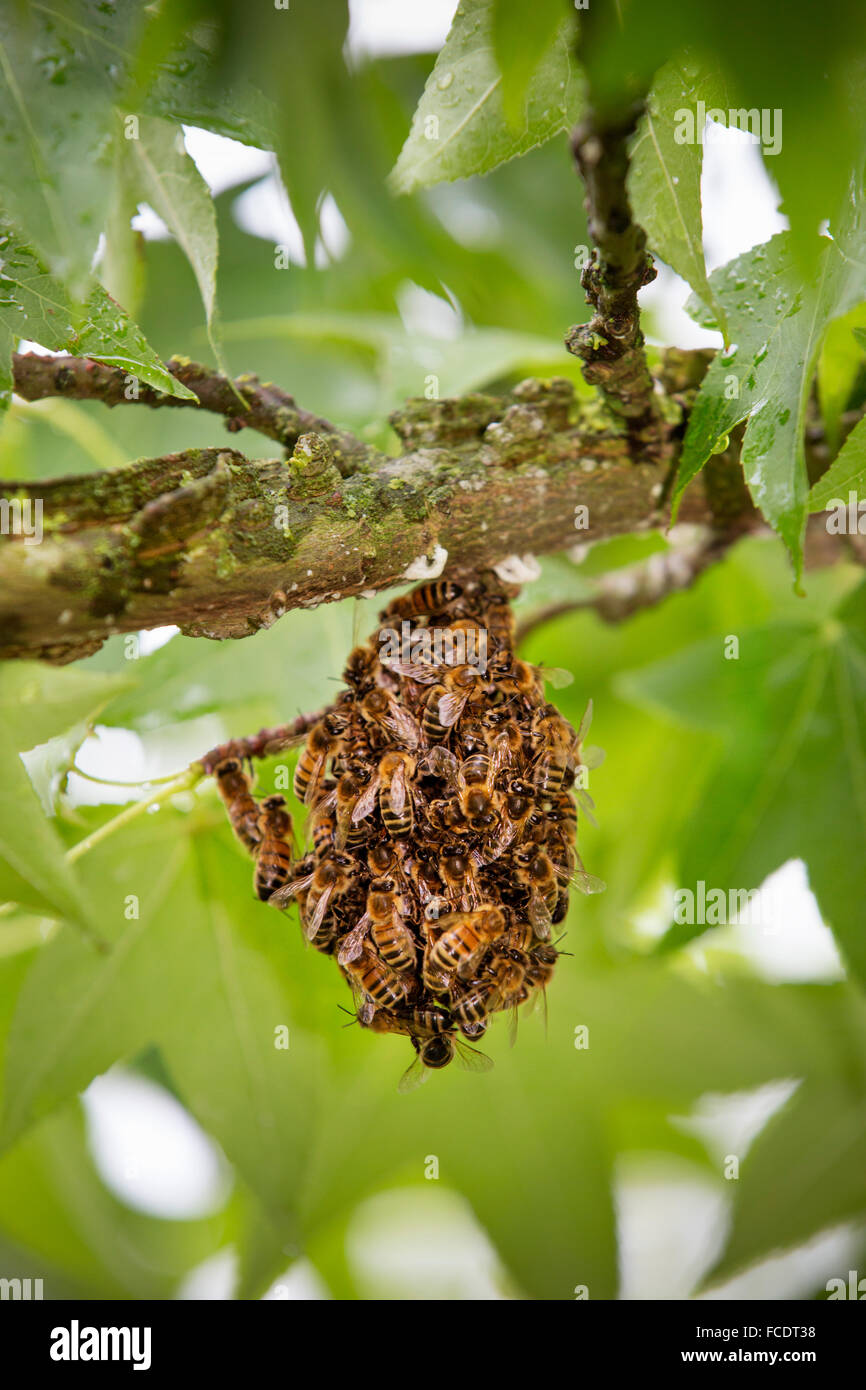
[528,894,552,939]
[397,1052,430,1094]
[575,699,594,744]
[303,752,328,806]
[419,746,459,782]
[269,869,314,908]
[337,916,370,965]
[455,1040,494,1074]
[351,776,381,823]
[581,744,606,770]
[381,659,440,684]
[438,691,467,727]
[575,789,599,828]
[572,869,606,895]
[539,665,574,690]
[505,1003,520,1049]
[305,882,334,940]
[388,764,409,815]
[382,704,421,748]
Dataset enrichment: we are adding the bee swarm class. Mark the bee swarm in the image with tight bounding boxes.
[214,575,601,1089]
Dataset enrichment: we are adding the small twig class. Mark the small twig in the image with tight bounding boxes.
[199,710,330,776]
[65,766,203,865]
[11,353,367,473]
[566,104,665,462]
[516,533,732,641]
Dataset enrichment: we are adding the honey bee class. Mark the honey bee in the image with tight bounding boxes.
[343,644,378,692]
[453,951,526,1040]
[311,809,336,857]
[378,751,415,837]
[513,847,559,938]
[421,683,450,742]
[332,765,379,849]
[437,844,482,904]
[362,1005,451,1038]
[369,881,417,972]
[254,795,295,902]
[483,593,515,650]
[344,944,408,1011]
[499,777,541,848]
[214,757,261,853]
[367,841,397,878]
[293,710,348,806]
[525,942,559,993]
[457,781,499,832]
[398,1032,493,1092]
[425,905,506,983]
[339,878,417,973]
[359,688,421,748]
[272,852,356,944]
[530,705,579,803]
[384,579,462,620]
[486,652,544,703]
[440,619,488,669]
[437,664,487,728]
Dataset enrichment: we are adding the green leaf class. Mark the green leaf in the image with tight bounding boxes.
[568,0,866,279]
[617,583,866,985]
[627,59,728,339]
[491,0,566,128]
[0,1102,230,1299]
[0,662,133,752]
[390,0,584,194]
[674,217,866,575]
[124,116,226,374]
[817,303,866,456]
[707,1081,866,1284]
[809,414,866,514]
[0,662,133,927]
[0,1,136,293]
[0,221,197,408]
[0,724,90,928]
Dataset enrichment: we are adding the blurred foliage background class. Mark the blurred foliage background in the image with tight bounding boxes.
[1,0,866,1300]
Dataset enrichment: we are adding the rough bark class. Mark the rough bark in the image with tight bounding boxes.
[0,357,761,664]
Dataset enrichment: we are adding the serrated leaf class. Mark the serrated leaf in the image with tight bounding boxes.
[0,724,90,929]
[675,212,866,575]
[390,0,584,194]
[491,0,565,128]
[817,304,866,456]
[706,1081,866,1284]
[0,663,133,928]
[617,584,866,985]
[0,662,133,752]
[809,413,866,513]
[0,1,137,293]
[627,59,728,339]
[125,116,226,374]
[0,221,197,407]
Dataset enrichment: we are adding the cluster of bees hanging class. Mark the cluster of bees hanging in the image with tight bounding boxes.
[210,575,603,1090]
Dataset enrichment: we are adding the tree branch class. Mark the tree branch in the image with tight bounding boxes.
[566,104,664,462]
[11,353,369,472]
[0,358,764,664]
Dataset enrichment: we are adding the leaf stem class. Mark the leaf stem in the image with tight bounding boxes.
[65,764,205,865]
